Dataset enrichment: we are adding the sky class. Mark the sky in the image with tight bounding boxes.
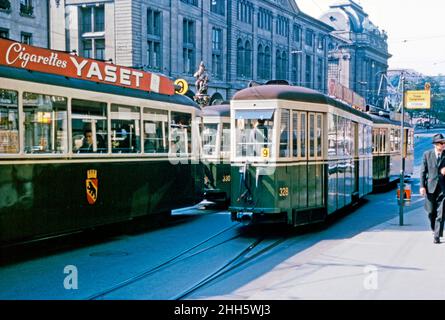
[296,0,445,76]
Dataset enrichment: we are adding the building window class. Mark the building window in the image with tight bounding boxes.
[212,28,223,79]
[276,16,289,37]
[20,0,33,16]
[0,0,11,11]
[237,0,253,24]
[305,29,313,47]
[21,32,32,45]
[244,40,252,78]
[291,52,299,84]
[293,24,301,42]
[276,50,288,80]
[210,0,225,16]
[80,5,105,60]
[147,9,162,71]
[305,55,312,88]
[0,28,9,39]
[183,19,195,74]
[81,5,105,33]
[258,8,272,31]
[317,36,324,50]
[317,58,323,90]
[180,0,198,6]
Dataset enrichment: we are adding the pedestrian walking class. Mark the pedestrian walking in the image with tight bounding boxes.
[420,133,445,243]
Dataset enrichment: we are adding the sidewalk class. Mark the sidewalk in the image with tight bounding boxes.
[213,181,445,300]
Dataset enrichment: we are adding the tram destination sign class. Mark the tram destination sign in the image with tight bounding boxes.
[0,38,175,95]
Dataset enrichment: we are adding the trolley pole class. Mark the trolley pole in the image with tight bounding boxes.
[399,75,405,226]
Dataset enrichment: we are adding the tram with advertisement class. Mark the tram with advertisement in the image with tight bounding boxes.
[0,38,203,245]
[229,84,374,226]
[201,103,231,205]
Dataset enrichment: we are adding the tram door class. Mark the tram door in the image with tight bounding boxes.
[353,122,359,196]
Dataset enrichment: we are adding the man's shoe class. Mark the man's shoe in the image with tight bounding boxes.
[434,238,441,244]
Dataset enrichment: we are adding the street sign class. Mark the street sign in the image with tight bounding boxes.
[405,90,431,110]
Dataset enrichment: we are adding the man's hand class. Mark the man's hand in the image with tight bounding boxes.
[441,167,445,176]
[420,188,427,197]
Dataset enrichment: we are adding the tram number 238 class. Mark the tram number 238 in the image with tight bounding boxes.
[279,187,289,198]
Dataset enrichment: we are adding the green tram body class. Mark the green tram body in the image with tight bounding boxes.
[369,113,414,191]
[0,66,203,245]
[229,85,374,226]
[201,104,231,204]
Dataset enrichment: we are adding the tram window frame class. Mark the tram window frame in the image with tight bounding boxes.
[279,109,291,158]
[170,111,192,155]
[328,113,337,158]
[308,113,316,159]
[316,113,323,159]
[71,99,108,154]
[300,112,307,159]
[202,121,219,157]
[0,89,19,154]
[23,92,68,155]
[143,107,169,155]
[221,122,231,158]
[110,104,141,154]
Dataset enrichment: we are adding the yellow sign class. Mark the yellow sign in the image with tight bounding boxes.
[261,148,270,158]
[174,79,189,95]
[405,90,431,110]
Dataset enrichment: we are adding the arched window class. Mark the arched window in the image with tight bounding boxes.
[244,40,252,78]
[237,39,244,77]
[264,46,271,80]
[257,44,264,79]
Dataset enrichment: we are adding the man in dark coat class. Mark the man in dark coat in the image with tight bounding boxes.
[420,133,445,243]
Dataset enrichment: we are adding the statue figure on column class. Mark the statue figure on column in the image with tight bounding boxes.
[193,61,210,107]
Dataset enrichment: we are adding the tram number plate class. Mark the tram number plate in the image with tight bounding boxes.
[261,148,270,158]
[222,175,231,183]
[279,187,289,198]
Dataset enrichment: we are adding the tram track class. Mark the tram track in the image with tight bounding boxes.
[87,223,243,300]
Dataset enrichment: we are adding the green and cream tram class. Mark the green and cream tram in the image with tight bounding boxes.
[370,113,414,190]
[229,85,373,226]
[201,104,231,205]
[0,40,203,245]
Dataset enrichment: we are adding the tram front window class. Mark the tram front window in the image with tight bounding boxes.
[23,92,68,154]
[202,123,218,157]
[0,89,19,154]
[72,99,108,153]
[221,123,231,156]
[235,109,274,158]
[143,108,168,154]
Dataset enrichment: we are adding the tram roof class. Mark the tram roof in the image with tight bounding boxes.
[368,113,412,128]
[0,65,200,110]
[233,85,372,121]
[202,104,230,117]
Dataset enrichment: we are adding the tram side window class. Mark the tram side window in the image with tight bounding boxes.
[300,113,306,158]
[337,116,345,156]
[328,114,336,157]
[23,92,68,154]
[280,109,290,157]
[143,108,168,154]
[317,114,323,158]
[111,104,141,153]
[202,123,218,156]
[309,114,315,158]
[221,123,231,154]
[0,89,19,154]
[171,112,192,154]
[72,99,108,153]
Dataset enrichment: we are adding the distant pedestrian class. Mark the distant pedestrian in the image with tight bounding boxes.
[420,133,445,244]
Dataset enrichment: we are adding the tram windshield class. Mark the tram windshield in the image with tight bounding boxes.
[235,109,274,158]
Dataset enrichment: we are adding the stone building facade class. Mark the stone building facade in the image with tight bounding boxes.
[50,0,336,103]
[320,0,392,107]
[0,0,49,48]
